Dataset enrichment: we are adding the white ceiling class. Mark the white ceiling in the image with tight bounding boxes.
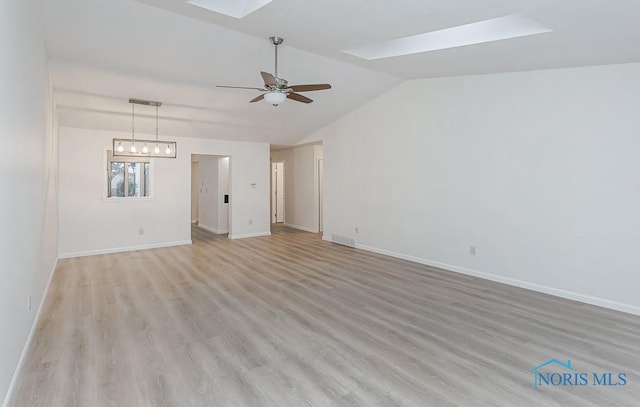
[40,0,640,145]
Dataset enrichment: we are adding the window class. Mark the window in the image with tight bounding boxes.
[107,150,151,198]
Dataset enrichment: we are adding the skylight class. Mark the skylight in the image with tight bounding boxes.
[187,0,274,19]
[343,15,552,60]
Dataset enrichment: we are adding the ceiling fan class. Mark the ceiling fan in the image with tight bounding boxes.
[216,36,331,106]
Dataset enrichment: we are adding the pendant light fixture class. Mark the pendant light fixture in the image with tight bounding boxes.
[113,98,177,158]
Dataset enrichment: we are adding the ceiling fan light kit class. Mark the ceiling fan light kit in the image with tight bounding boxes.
[217,36,332,106]
[264,91,287,105]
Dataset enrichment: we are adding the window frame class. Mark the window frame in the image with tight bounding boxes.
[105,149,153,200]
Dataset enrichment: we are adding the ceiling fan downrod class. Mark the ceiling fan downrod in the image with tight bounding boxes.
[270,36,283,78]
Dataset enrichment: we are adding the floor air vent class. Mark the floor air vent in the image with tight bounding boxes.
[331,234,356,247]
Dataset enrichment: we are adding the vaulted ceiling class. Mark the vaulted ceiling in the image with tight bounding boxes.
[41,0,640,145]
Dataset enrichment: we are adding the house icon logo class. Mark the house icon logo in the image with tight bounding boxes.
[531,359,574,388]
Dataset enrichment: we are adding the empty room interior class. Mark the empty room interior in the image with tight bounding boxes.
[3,0,640,406]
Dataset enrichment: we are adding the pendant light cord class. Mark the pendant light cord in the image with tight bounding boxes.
[131,103,135,140]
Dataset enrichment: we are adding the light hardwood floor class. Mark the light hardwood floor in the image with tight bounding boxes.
[9,225,640,406]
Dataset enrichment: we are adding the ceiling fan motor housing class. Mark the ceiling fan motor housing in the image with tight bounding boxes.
[275,77,288,89]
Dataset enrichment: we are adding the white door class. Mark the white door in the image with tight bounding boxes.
[271,162,285,223]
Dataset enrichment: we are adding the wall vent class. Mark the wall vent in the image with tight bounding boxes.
[331,234,356,247]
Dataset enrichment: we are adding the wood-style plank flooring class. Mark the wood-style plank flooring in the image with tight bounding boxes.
[9,225,640,406]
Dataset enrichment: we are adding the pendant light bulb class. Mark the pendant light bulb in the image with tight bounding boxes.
[165,145,171,155]
[154,144,160,154]
[130,143,137,153]
[117,141,124,152]
[142,144,148,154]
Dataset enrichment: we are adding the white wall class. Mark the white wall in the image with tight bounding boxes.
[218,157,230,232]
[0,0,58,403]
[271,144,322,232]
[59,127,270,256]
[312,62,640,314]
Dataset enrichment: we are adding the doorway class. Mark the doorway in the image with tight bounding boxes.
[191,154,231,239]
[271,161,284,223]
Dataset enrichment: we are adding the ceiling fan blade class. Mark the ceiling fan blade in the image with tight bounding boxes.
[249,94,265,103]
[216,85,266,91]
[261,71,278,87]
[288,84,332,92]
[287,92,313,104]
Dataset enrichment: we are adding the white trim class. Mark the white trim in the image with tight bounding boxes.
[229,231,271,240]
[101,197,155,203]
[284,223,318,233]
[322,234,332,242]
[198,224,216,233]
[58,240,192,259]
[191,219,198,224]
[354,243,640,317]
[198,224,228,235]
[3,259,58,407]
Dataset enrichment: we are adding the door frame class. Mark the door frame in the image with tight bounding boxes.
[271,161,285,223]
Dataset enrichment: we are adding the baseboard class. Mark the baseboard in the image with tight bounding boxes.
[353,242,640,317]
[198,224,228,235]
[3,258,58,407]
[191,219,198,224]
[59,240,192,258]
[229,231,271,240]
[284,223,318,233]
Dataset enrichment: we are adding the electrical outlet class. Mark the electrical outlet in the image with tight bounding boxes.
[28,295,31,312]
[249,219,253,226]
[138,228,144,236]
[470,246,477,256]
[355,227,359,234]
